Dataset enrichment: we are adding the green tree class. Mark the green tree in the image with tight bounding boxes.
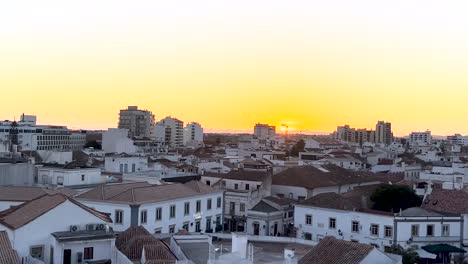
[370,184,422,212]
[385,246,419,264]
[290,139,305,157]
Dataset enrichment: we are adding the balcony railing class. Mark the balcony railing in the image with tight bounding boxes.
[411,236,460,243]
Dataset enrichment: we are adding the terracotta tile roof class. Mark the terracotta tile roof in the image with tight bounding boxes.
[143,243,177,264]
[77,181,219,205]
[250,200,279,213]
[272,165,377,190]
[263,196,295,206]
[116,226,176,262]
[0,194,111,230]
[0,231,19,264]
[298,192,362,211]
[204,170,269,182]
[299,236,373,264]
[0,186,77,202]
[76,182,152,200]
[422,187,468,215]
[298,184,394,215]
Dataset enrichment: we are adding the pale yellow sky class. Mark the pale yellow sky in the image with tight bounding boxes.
[1,0,468,136]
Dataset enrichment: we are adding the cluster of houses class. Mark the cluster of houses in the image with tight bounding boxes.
[2,115,468,263]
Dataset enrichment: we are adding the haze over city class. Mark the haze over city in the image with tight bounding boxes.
[1,0,468,136]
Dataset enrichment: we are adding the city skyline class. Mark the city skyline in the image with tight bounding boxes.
[2,1,468,136]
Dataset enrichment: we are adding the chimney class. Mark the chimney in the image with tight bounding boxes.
[232,233,248,259]
[360,196,368,209]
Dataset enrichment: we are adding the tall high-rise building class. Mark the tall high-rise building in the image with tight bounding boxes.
[118,106,155,138]
[254,123,276,139]
[155,116,184,148]
[184,122,204,146]
[375,121,392,145]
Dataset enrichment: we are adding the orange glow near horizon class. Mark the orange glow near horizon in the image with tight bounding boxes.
[1,1,468,136]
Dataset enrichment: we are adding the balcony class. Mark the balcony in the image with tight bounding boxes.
[411,236,460,243]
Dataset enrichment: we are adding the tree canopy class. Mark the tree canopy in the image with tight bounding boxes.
[290,139,305,157]
[370,184,422,213]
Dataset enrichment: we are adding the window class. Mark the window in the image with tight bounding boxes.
[352,221,359,233]
[304,233,312,240]
[84,247,94,260]
[119,164,124,173]
[234,183,239,190]
[207,199,212,210]
[81,174,85,181]
[206,217,212,231]
[305,215,312,225]
[298,196,306,201]
[170,205,176,218]
[371,224,379,236]
[132,163,136,172]
[245,184,250,190]
[30,245,44,260]
[240,203,245,212]
[257,185,261,190]
[426,225,434,237]
[57,176,64,186]
[195,220,201,232]
[140,210,147,224]
[216,215,221,225]
[411,225,419,237]
[384,226,393,238]
[329,218,336,229]
[115,210,123,224]
[169,225,175,233]
[217,197,222,208]
[184,202,190,215]
[196,200,201,213]
[442,224,450,236]
[183,222,190,231]
[206,180,211,186]
[289,193,293,199]
[230,202,235,212]
[155,207,162,221]
[155,228,162,234]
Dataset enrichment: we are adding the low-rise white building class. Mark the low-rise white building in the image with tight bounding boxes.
[271,165,381,200]
[102,128,137,154]
[104,153,148,173]
[38,164,107,187]
[201,170,271,232]
[0,194,114,264]
[75,181,224,234]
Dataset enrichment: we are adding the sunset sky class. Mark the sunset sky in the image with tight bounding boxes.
[1,0,468,136]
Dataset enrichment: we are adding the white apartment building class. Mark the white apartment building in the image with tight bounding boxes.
[184,122,204,147]
[155,117,184,148]
[253,123,276,139]
[0,114,72,151]
[0,194,115,264]
[118,106,155,138]
[102,128,137,154]
[75,181,224,234]
[409,131,432,146]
